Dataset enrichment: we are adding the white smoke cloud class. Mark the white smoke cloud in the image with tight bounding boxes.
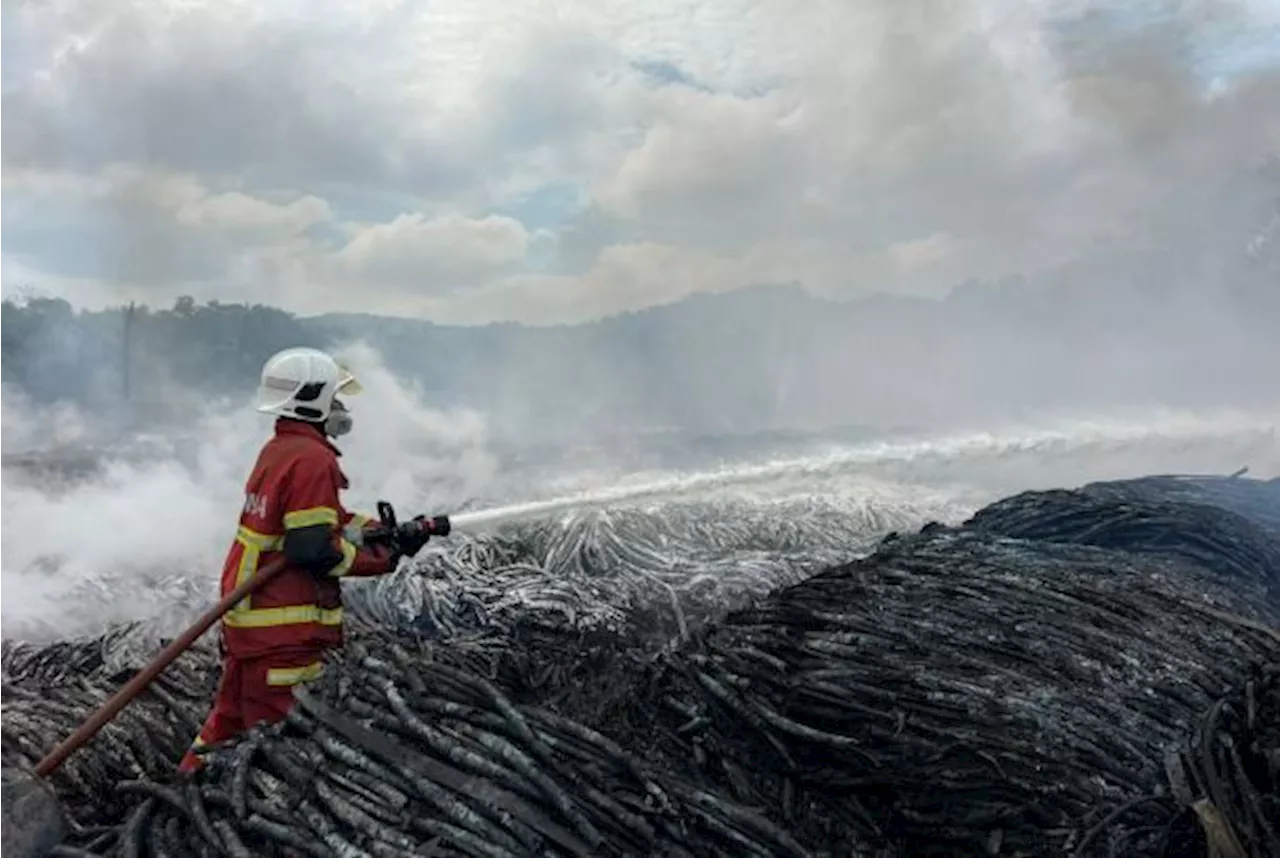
[0,343,501,641]
[2,338,1277,643]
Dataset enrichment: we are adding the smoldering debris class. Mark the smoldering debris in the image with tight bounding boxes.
[1,473,1277,857]
[1,625,218,815]
[346,493,952,643]
[1073,662,1280,858]
[642,528,1278,857]
[73,633,813,858]
[966,474,1280,602]
[1169,664,1280,858]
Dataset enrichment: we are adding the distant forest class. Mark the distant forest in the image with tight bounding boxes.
[2,294,323,408]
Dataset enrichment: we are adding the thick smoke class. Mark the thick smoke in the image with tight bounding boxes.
[0,342,501,641]
[3,347,1277,643]
[2,1,1279,642]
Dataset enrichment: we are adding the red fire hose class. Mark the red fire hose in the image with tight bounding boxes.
[32,559,288,778]
[31,505,452,779]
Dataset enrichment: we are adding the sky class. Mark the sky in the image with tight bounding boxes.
[2,0,1278,325]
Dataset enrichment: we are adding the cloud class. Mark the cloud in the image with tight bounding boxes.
[1,165,538,307]
[0,343,504,640]
[335,213,532,287]
[2,0,1278,321]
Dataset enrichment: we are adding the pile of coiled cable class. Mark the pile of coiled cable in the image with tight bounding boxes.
[2,472,1278,858]
[966,475,1280,602]
[1073,660,1280,858]
[1081,472,1280,539]
[44,632,814,858]
[347,492,953,643]
[624,475,1280,857]
[1,625,218,816]
[1166,661,1280,858]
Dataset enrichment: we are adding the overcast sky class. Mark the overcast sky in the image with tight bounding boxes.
[2,0,1278,325]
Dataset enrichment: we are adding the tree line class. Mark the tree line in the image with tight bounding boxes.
[1,295,321,407]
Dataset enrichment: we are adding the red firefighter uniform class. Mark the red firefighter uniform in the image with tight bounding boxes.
[178,419,396,773]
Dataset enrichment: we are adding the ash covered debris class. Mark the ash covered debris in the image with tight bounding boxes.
[966,474,1280,603]
[1,625,218,815]
[62,633,811,858]
[345,493,941,644]
[1168,663,1280,858]
[1080,473,1280,540]
[641,527,1279,857]
[1073,662,1280,858]
[1,473,1277,857]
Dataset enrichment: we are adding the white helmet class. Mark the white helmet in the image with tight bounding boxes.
[255,347,362,425]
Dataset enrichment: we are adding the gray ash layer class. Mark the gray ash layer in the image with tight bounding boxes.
[2,473,1278,857]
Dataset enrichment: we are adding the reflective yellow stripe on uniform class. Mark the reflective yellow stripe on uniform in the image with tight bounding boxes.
[329,539,358,578]
[223,605,344,627]
[228,525,283,608]
[223,524,345,628]
[265,661,324,687]
[283,506,340,529]
[237,527,284,550]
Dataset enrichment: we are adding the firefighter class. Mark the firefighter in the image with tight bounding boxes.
[178,347,432,774]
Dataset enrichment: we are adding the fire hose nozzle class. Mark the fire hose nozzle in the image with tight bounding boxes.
[371,502,451,544]
[419,514,451,537]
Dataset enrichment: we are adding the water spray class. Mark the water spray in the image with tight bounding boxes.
[440,419,1277,532]
[441,437,956,531]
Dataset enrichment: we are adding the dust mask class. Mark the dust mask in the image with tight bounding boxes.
[325,399,353,437]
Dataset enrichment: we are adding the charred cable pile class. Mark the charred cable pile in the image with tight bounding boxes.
[1073,661,1280,858]
[4,473,1279,858]
[342,496,922,725]
[1,624,217,816]
[962,484,1280,604]
[1165,661,1280,858]
[340,620,660,734]
[50,631,813,858]
[1,495,919,838]
[1079,473,1280,539]
[637,485,1280,856]
[349,493,942,645]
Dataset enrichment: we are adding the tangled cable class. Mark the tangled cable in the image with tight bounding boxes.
[1,472,1277,858]
[347,493,944,643]
[1072,661,1280,858]
[36,633,811,858]
[640,523,1280,857]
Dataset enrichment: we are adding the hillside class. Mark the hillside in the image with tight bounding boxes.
[3,190,1277,448]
